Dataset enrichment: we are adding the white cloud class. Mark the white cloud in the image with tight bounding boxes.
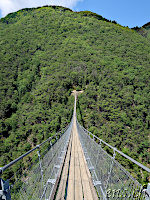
[0,0,83,17]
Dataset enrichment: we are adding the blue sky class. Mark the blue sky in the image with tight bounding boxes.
[75,0,150,28]
[0,0,149,28]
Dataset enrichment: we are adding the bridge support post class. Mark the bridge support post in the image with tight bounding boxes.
[37,145,45,188]
[50,141,57,180]
[95,139,102,169]
[105,148,116,189]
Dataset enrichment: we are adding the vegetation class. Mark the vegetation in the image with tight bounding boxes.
[132,22,150,38]
[0,6,149,184]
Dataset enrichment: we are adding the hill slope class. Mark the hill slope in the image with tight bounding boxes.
[132,22,150,38]
[0,6,150,183]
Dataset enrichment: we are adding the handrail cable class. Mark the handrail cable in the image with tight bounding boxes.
[77,121,150,173]
[0,123,70,175]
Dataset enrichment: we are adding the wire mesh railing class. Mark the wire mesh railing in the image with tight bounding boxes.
[0,120,73,200]
[76,120,150,200]
[1,89,150,200]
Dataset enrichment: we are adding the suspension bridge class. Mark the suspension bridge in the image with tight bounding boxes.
[0,93,150,200]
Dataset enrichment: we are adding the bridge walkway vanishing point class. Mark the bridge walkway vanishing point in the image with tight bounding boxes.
[55,107,98,200]
[53,92,98,199]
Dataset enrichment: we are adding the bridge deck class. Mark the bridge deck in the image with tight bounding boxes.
[56,116,98,200]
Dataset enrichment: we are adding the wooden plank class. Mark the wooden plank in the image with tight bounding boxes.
[50,133,72,200]
[55,113,98,200]
[74,119,98,200]
[56,134,72,200]
[74,136,83,200]
[67,131,75,200]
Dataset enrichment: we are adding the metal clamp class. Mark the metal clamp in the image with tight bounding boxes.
[0,178,11,200]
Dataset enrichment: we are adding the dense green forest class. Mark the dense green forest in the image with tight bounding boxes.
[0,6,149,184]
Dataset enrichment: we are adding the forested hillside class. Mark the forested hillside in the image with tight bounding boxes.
[0,6,149,183]
[132,22,150,38]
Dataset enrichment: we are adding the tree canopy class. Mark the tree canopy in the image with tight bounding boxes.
[0,6,149,184]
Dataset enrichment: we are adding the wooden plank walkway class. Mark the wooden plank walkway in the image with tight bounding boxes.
[56,116,98,200]
[55,132,73,200]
